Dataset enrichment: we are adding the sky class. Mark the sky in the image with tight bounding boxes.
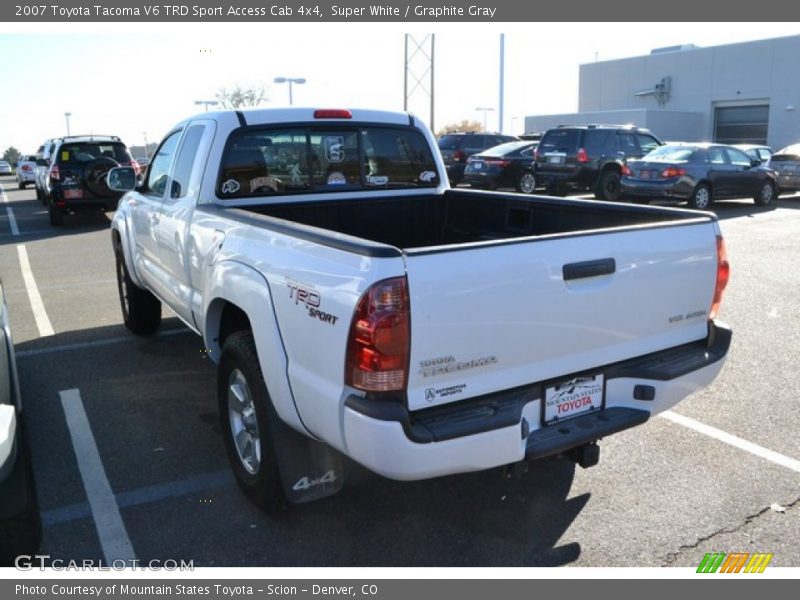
[1,22,799,155]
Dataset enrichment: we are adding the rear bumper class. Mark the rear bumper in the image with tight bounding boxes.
[343,321,731,480]
[621,179,693,200]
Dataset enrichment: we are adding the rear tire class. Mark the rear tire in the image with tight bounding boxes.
[754,180,775,206]
[516,171,537,194]
[688,184,712,210]
[115,247,161,334]
[594,170,621,201]
[48,204,63,226]
[218,331,286,513]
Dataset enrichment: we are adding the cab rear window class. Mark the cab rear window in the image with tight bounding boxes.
[218,126,440,199]
[58,143,131,164]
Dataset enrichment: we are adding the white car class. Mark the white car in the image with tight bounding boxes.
[108,107,731,511]
[0,281,41,564]
[15,155,38,189]
[0,161,13,176]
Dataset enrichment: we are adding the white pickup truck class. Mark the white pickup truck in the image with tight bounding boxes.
[108,108,731,510]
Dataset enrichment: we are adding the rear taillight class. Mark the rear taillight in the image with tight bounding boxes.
[534,149,541,161]
[49,165,60,181]
[621,164,632,176]
[485,159,511,167]
[346,277,410,392]
[453,150,466,163]
[576,148,589,163]
[660,166,686,178]
[710,235,729,320]
[21,165,33,172]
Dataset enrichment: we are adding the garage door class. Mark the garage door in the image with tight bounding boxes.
[714,105,769,145]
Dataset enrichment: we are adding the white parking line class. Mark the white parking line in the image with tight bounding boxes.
[16,244,55,337]
[60,388,136,562]
[0,184,20,236]
[661,410,800,474]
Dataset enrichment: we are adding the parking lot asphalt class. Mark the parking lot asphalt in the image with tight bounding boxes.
[1,175,798,567]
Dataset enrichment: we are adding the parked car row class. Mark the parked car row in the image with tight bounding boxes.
[32,135,141,226]
[442,123,798,210]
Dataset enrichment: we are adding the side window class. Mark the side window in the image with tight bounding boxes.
[585,130,612,154]
[707,147,728,165]
[169,125,206,199]
[726,148,752,167]
[617,133,638,153]
[637,134,660,154]
[520,147,534,158]
[147,131,182,196]
[363,127,439,187]
[464,136,485,152]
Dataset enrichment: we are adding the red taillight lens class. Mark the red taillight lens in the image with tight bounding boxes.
[710,235,729,320]
[21,164,33,172]
[314,109,352,119]
[50,165,60,181]
[576,148,589,163]
[621,164,632,176]
[346,277,410,392]
[534,149,541,161]
[660,166,686,178]
[453,150,466,162]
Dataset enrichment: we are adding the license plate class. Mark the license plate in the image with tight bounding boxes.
[544,373,604,424]
[547,154,565,164]
[470,161,484,171]
[62,188,84,199]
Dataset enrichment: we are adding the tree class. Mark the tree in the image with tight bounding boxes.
[2,146,21,166]
[436,120,483,137]
[215,85,267,109]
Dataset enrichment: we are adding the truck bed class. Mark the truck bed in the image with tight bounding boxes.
[244,189,707,251]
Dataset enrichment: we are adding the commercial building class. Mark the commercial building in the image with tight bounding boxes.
[524,35,800,150]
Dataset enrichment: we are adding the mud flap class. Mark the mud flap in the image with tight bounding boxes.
[267,415,344,504]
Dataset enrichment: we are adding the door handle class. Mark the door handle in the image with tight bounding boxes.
[563,258,616,281]
[149,213,159,225]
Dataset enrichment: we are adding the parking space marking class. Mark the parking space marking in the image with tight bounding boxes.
[0,184,20,236]
[16,244,55,336]
[42,469,234,528]
[661,410,800,474]
[15,327,191,358]
[60,388,137,562]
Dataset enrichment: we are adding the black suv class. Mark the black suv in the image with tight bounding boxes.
[43,135,139,226]
[534,125,662,200]
[438,131,519,185]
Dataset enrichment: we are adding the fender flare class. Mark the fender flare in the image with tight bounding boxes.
[110,209,145,289]
[203,260,307,436]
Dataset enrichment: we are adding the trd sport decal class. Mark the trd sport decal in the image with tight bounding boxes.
[286,280,339,326]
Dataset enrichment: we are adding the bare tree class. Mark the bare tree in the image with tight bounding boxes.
[215,85,268,109]
[436,120,483,137]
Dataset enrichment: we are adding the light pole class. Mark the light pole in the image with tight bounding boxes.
[64,112,72,136]
[194,100,219,112]
[475,107,494,132]
[274,77,306,105]
[142,132,149,159]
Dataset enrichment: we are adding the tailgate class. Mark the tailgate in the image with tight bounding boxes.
[404,222,718,411]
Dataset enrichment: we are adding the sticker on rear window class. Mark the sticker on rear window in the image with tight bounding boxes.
[250,176,280,193]
[221,179,240,194]
[419,170,436,183]
[324,137,345,163]
[327,172,346,185]
[367,175,389,185]
[61,151,70,161]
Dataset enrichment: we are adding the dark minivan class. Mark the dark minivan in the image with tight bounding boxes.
[534,125,662,200]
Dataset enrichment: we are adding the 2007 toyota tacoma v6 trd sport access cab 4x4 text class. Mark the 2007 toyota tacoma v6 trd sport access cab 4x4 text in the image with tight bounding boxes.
[107,107,731,511]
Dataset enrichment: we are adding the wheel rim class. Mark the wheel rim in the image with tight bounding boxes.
[604,175,620,199]
[228,369,261,475]
[760,183,773,204]
[694,187,710,209]
[116,257,130,317]
[520,173,535,193]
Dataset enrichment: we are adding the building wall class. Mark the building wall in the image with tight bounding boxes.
[576,35,800,150]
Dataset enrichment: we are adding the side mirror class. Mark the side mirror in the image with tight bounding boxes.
[36,158,48,167]
[751,158,761,167]
[107,166,138,192]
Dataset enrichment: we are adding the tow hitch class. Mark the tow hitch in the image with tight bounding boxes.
[565,443,600,469]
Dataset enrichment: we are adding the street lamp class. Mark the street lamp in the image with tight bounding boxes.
[64,112,72,136]
[194,100,219,112]
[142,132,149,159]
[274,77,306,105]
[475,107,494,132]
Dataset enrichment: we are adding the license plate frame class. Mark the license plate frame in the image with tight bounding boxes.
[543,373,605,424]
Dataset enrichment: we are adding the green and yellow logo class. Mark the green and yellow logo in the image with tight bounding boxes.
[697,552,773,573]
